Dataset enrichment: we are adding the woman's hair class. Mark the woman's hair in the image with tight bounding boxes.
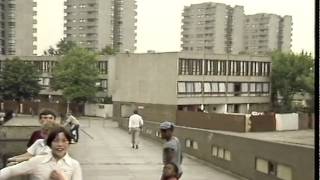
[42,122,61,134]
[46,127,72,147]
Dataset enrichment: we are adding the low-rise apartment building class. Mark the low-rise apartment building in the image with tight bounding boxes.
[113,52,271,122]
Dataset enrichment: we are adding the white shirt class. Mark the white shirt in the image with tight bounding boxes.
[64,115,80,126]
[128,114,143,128]
[27,139,51,156]
[0,153,82,180]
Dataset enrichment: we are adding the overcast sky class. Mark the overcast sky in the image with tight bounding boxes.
[36,0,315,55]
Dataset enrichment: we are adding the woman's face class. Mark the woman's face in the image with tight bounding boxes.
[163,163,177,177]
[51,132,70,159]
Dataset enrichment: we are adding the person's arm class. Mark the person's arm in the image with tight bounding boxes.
[8,138,40,164]
[163,148,176,164]
[63,117,71,127]
[140,116,144,126]
[128,117,132,132]
[7,152,33,164]
[0,157,35,179]
[71,161,82,180]
[27,131,37,147]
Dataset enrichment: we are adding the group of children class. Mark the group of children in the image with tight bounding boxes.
[0,109,82,180]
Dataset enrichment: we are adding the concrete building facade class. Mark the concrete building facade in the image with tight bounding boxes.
[0,0,37,56]
[0,55,113,102]
[64,0,136,53]
[113,52,271,118]
[245,14,292,54]
[181,2,292,55]
[181,3,245,54]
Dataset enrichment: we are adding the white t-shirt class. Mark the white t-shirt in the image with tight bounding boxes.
[0,153,82,180]
[27,139,51,156]
[128,114,143,128]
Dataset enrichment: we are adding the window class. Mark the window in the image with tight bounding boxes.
[212,83,219,93]
[178,59,202,75]
[101,80,107,89]
[97,61,108,74]
[177,82,186,93]
[218,147,224,158]
[212,146,218,156]
[186,82,194,93]
[218,83,226,93]
[241,83,248,93]
[185,139,191,148]
[204,60,218,75]
[256,83,262,93]
[249,83,256,92]
[220,60,226,75]
[255,158,285,177]
[227,83,234,93]
[224,150,231,161]
[192,141,199,150]
[263,83,269,93]
[203,82,211,93]
[178,82,202,95]
[277,164,292,180]
[194,82,202,93]
[256,158,269,174]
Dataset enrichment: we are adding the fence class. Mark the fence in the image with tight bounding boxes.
[250,113,314,132]
[0,101,84,116]
[176,111,246,132]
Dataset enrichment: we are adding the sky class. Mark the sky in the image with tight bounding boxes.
[36,0,315,55]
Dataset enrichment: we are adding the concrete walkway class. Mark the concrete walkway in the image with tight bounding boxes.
[69,117,244,180]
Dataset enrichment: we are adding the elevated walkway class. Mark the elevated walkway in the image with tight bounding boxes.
[72,117,243,179]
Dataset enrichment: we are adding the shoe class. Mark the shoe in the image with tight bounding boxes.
[132,145,135,149]
[135,145,138,149]
[70,139,75,144]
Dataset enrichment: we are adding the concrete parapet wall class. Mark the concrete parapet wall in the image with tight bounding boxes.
[118,118,314,180]
[0,126,39,140]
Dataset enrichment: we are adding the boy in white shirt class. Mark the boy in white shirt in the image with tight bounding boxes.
[128,110,144,149]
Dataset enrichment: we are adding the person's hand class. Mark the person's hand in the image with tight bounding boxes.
[7,157,16,162]
[6,161,18,167]
[49,170,67,180]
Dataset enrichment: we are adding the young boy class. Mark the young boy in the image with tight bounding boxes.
[162,162,179,180]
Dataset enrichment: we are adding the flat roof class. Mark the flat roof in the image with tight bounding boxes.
[210,129,314,148]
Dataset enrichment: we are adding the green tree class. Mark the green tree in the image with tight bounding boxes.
[0,57,41,101]
[51,47,99,103]
[56,39,77,55]
[43,39,77,56]
[271,51,314,112]
[100,45,117,55]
